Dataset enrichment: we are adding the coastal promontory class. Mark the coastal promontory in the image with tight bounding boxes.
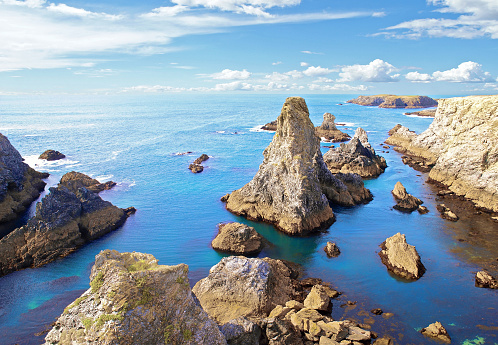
[347,94,438,108]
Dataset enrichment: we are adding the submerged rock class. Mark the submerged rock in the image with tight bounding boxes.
[315,113,350,142]
[347,94,438,108]
[0,133,48,224]
[436,204,459,221]
[420,321,451,343]
[211,222,264,255]
[391,181,423,212]
[323,127,387,178]
[378,233,426,280]
[475,270,498,289]
[44,250,226,345]
[323,242,340,258]
[39,149,65,161]
[224,97,371,236]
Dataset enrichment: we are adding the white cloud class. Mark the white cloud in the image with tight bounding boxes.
[406,71,433,83]
[338,59,399,82]
[213,80,252,91]
[313,77,334,83]
[47,3,123,20]
[172,0,300,13]
[141,5,189,18]
[1,0,45,8]
[432,61,494,82]
[308,83,368,91]
[272,61,282,65]
[300,62,308,67]
[265,70,303,81]
[301,50,323,55]
[303,66,333,77]
[210,68,251,79]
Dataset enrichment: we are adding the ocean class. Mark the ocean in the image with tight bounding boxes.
[0,94,496,344]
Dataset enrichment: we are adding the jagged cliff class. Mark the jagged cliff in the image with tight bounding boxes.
[224,97,371,236]
[347,94,438,108]
[386,95,498,212]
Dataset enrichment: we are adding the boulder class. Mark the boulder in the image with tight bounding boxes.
[60,171,116,193]
[225,97,371,236]
[324,242,340,258]
[420,321,451,343]
[347,95,438,108]
[194,154,210,165]
[303,285,331,311]
[436,204,459,221]
[266,317,304,345]
[475,270,498,289]
[315,113,350,143]
[323,127,387,178]
[391,181,423,212]
[0,133,48,223]
[39,149,65,161]
[220,317,261,345]
[211,222,264,255]
[378,233,426,280]
[44,250,226,345]
[192,256,301,324]
[0,173,133,277]
[189,164,204,173]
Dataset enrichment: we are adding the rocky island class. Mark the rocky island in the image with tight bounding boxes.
[347,95,438,108]
[224,97,372,236]
[39,149,66,161]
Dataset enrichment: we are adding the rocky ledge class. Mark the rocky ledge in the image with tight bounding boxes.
[39,149,66,161]
[224,97,372,236]
[347,94,438,108]
[0,172,134,277]
[0,133,48,224]
[44,250,226,345]
[315,113,350,143]
[404,109,437,117]
[211,222,264,255]
[379,233,426,280]
[323,127,386,178]
[386,95,498,212]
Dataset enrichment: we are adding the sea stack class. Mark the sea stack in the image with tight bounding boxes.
[315,113,350,142]
[224,97,371,236]
[379,233,425,280]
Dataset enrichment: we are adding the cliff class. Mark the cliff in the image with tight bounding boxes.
[347,94,438,108]
[0,133,48,223]
[386,95,498,212]
[0,172,134,277]
[44,250,226,345]
[225,97,371,236]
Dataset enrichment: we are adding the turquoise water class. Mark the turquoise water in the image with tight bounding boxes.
[0,94,496,344]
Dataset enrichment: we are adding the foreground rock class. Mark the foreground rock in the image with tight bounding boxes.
[475,270,498,289]
[315,113,350,142]
[420,322,451,343]
[44,250,226,345]
[386,95,498,212]
[347,94,438,108]
[39,149,65,161]
[323,127,387,178]
[391,181,423,212]
[379,233,425,280]
[60,171,116,193]
[323,242,340,258]
[0,133,48,224]
[225,97,372,236]
[0,172,133,277]
[211,222,264,255]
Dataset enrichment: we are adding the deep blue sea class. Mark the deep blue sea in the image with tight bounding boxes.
[0,94,496,345]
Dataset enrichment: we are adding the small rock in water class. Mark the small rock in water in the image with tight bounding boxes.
[189,163,204,173]
[39,149,65,161]
[417,205,429,214]
[420,321,451,343]
[436,204,459,221]
[194,153,209,165]
[324,241,341,258]
[370,308,383,315]
[475,270,498,289]
[378,233,425,280]
[391,181,423,212]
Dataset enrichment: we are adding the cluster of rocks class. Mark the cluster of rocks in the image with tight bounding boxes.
[436,204,459,222]
[347,95,438,109]
[211,222,264,255]
[475,270,498,289]
[0,133,48,224]
[378,233,426,280]
[391,182,426,213]
[224,97,372,236]
[189,154,209,173]
[0,172,135,277]
[323,128,386,178]
[39,149,66,161]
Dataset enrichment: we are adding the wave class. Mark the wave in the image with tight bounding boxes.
[249,125,274,133]
[23,155,80,172]
[335,122,355,127]
[94,174,114,183]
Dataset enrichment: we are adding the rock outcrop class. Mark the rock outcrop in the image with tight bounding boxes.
[60,171,116,193]
[323,127,387,178]
[0,133,48,224]
[0,172,133,277]
[347,94,438,108]
[404,109,437,117]
[386,95,498,212]
[475,270,498,289]
[44,250,227,345]
[391,182,423,212]
[39,149,65,161]
[436,204,459,221]
[189,154,209,173]
[315,113,350,142]
[323,242,340,258]
[261,120,277,131]
[192,256,301,324]
[224,97,372,236]
[378,233,426,280]
[211,222,264,255]
[420,321,451,343]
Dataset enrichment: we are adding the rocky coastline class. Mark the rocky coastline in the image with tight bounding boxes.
[347,95,438,109]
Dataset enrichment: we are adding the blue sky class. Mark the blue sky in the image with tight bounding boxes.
[1,0,497,95]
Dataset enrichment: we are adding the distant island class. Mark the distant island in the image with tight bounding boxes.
[347,94,438,108]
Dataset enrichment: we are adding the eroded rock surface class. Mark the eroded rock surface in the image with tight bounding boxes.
[379,233,425,280]
[347,94,438,108]
[39,150,65,161]
[391,181,423,212]
[420,321,451,343]
[315,113,350,143]
[44,250,226,345]
[224,97,371,236]
[60,171,116,193]
[211,222,264,255]
[323,127,386,178]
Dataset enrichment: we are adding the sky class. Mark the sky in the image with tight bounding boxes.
[1,0,497,95]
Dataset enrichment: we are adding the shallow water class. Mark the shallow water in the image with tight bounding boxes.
[0,94,496,344]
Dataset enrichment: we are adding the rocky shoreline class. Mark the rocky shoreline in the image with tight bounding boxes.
[347,95,438,109]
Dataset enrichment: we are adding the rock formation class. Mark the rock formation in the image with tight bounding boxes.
[404,109,437,117]
[220,317,261,345]
[391,181,423,212]
[420,321,451,343]
[475,270,498,289]
[189,154,209,173]
[194,154,209,165]
[323,127,387,178]
[379,233,426,280]
[211,222,264,255]
[192,256,301,324]
[39,149,65,161]
[323,242,340,258]
[0,133,48,224]
[315,113,350,142]
[224,97,372,236]
[347,94,438,108]
[60,171,116,193]
[44,250,227,345]
[261,120,277,131]
[0,172,133,277]
[436,204,459,221]
[386,95,498,212]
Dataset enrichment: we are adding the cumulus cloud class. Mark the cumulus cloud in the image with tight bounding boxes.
[308,83,368,91]
[210,68,251,79]
[265,70,303,81]
[300,62,308,67]
[338,59,400,82]
[405,71,433,83]
[171,0,300,16]
[432,61,494,82]
[303,66,333,77]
